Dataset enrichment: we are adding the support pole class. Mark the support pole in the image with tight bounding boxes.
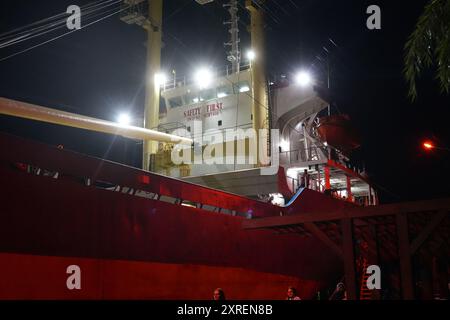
[143,0,163,171]
[346,175,352,202]
[396,213,414,299]
[342,218,357,300]
[317,166,321,191]
[246,0,268,165]
[324,165,331,191]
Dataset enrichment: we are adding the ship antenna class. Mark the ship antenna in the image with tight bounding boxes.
[224,0,240,74]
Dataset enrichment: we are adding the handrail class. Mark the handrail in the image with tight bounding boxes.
[161,63,252,91]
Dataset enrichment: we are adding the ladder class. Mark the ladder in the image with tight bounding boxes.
[359,259,373,300]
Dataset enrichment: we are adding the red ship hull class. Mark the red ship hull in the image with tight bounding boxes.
[0,133,347,299]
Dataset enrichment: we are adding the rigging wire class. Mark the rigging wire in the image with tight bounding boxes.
[270,0,291,17]
[0,5,131,62]
[286,0,299,10]
[0,1,124,49]
[0,0,120,42]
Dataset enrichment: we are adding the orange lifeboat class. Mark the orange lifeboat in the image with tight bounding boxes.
[317,114,361,153]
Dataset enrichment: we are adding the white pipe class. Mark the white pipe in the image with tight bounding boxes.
[0,97,192,145]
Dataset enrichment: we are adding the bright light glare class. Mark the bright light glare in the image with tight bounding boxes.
[154,72,167,86]
[295,71,312,86]
[194,68,213,88]
[423,141,434,150]
[280,139,290,151]
[117,113,131,126]
[217,92,227,98]
[247,50,256,61]
[269,193,285,206]
[239,85,250,93]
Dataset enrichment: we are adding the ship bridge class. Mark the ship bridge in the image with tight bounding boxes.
[155,67,375,206]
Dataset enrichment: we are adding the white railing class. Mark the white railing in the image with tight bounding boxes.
[161,62,251,91]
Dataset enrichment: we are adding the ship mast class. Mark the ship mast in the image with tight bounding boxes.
[120,0,163,171]
[246,0,269,164]
[224,0,240,74]
[143,0,163,172]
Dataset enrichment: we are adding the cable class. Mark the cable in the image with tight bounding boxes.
[286,0,299,10]
[0,0,123,49]
[252,1,281,25]
[0,0,120,42]
[2,3,124,49]
[163,0,193,23]
[0,5,131,63]
[270,0,291,17]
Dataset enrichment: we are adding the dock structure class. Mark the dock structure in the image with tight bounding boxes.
[243,198,450,299]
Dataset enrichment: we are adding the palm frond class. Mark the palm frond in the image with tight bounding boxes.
[404,0,450,101]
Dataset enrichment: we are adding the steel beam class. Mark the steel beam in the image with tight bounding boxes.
[410,210,448,255]
[396,213,414,299]
[242,198,450,230]
[342,218,357,300]
[303,222,343,258]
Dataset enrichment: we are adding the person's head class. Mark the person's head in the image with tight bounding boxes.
[336,282,345,292]
[213,288,225,300]
[287,287,297,299]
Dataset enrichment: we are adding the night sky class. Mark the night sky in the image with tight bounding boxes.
[0,0,449,203]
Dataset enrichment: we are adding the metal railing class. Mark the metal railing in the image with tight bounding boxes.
[279,146,326,165]
[161,62,251,91]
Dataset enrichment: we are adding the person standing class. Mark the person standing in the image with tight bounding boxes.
[213,288,226,301]
[300,169,310,189]
[286,287,301,300]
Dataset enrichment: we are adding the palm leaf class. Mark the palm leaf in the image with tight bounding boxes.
[404,0,450,101]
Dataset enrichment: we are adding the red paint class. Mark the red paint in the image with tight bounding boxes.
[284,188,352,215]
[138,175,151,184]
[0,253,321,300]
[0,133,343,299]
[277,166,293,198]
[0,133,275,217]
[324,166,331,190]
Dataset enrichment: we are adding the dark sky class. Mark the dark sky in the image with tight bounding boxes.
[0,0,449,203]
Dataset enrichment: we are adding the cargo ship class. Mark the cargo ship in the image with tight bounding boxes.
[0,0,378,299]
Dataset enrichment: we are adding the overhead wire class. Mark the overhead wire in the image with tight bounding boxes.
[0,0,121,42]
[270,0,291,17]
[0,0,123,48]
[0,3,132,62]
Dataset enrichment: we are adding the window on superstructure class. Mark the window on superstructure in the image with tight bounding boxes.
[168,96,183,109]
[200,88,216,102]
[185,91,200,104]
[234,81,251,93]
[217,85,232,98]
